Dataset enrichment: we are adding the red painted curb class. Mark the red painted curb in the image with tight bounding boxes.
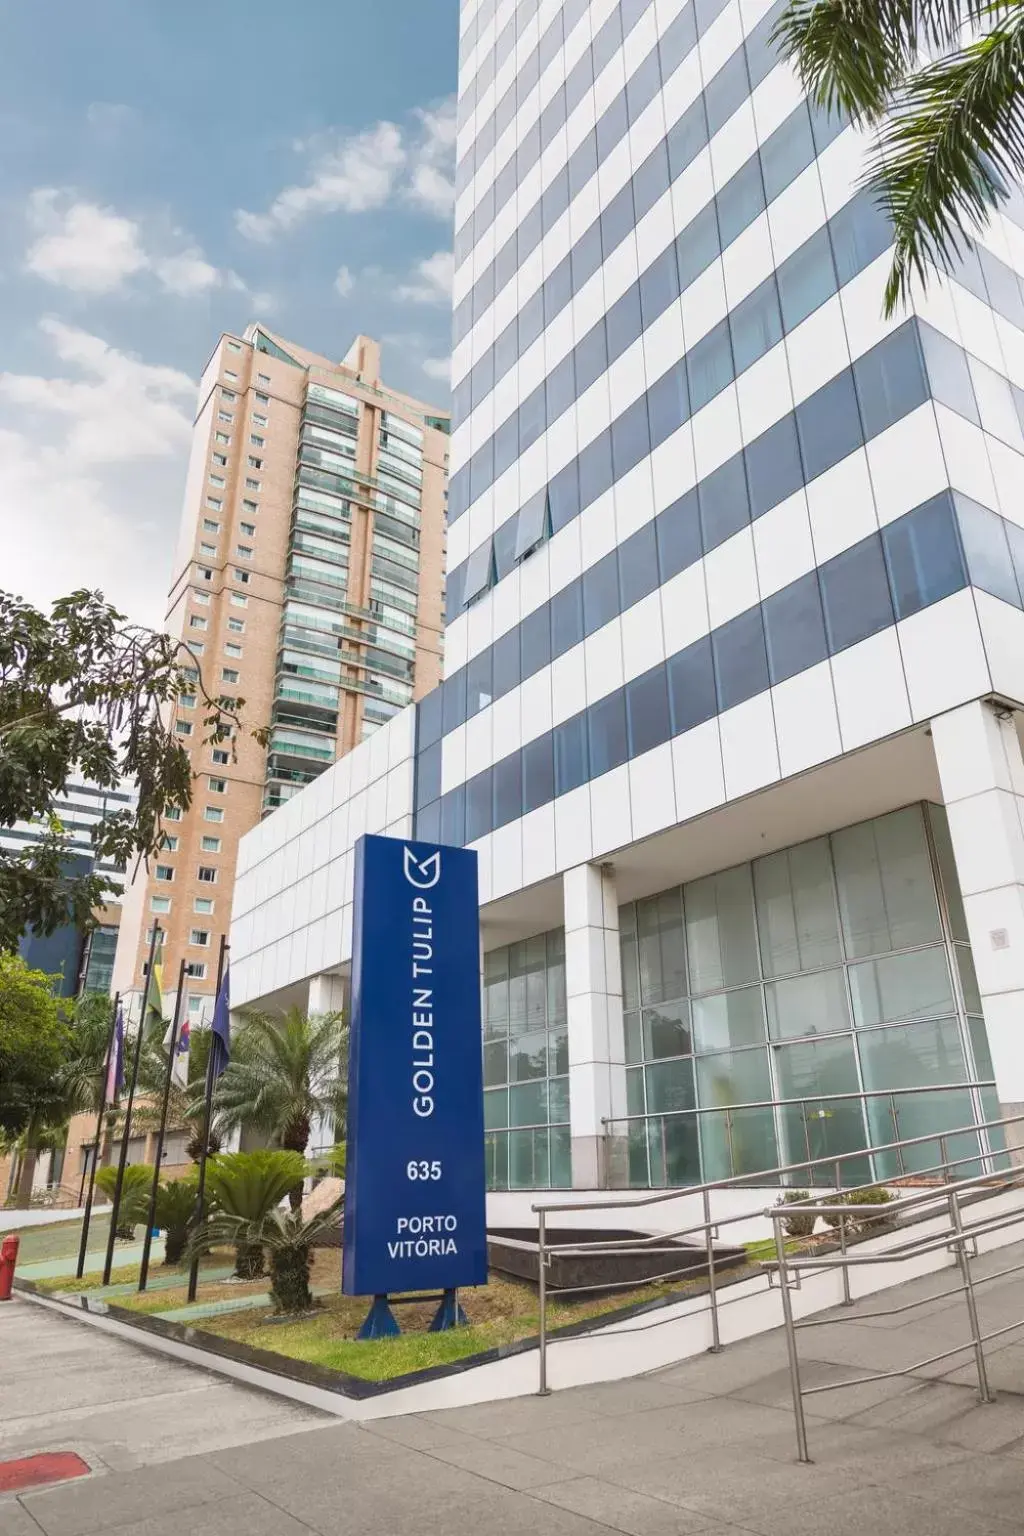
[0,1452,91,1493]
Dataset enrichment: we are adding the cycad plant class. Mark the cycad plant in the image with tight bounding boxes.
[774,0,1024,313]
[197,1149,307,1279]
[154,1177,199,1265]
[215,1008,347,1208]
[200,1201,341,1315]
[95,1163,152,1240]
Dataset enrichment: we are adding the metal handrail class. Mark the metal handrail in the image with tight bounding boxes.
[768,1169,1024,1461]
[531,1106,1024,1398]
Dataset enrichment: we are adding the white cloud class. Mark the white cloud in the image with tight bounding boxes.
[334,264,355,297]
[236,97,457,240]
[421,356,451,383]
[25,189,255,301]
[0,322,196,626]
[396,250,454,304]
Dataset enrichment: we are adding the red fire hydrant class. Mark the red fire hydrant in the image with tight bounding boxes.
[0,1234,19,1300]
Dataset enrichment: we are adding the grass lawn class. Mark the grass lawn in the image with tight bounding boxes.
[7,1213,114,1265]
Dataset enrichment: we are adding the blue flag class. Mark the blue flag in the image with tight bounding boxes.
[210,967,230,1079]
[105,1007,124,1104]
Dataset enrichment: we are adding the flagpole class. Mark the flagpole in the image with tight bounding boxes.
[75,991,120,1281]
[138,957,187,1293]
[102,924,160,1286]
[187,933,228,1303]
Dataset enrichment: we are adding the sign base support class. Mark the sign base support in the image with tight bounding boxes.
[357,1295,400,1339]
[429,1288,468,1332]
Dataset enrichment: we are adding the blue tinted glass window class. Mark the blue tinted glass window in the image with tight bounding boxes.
[954,494,1020,606]
[572,221,604,289]
[667,96,708,182]
[611,394,651,477]
[492,626,521,699]
[778,227,837,332]
[763,570,827,685]
[521,604,552,677]
[596,91,628,161]
[745,412,804,520]
[495,234,518,297]
[854,323,928,440]
[626,665,671,756]
[565,45,593,116]
[475,260,496,317]
[551,580,584,657]
[639,245,680,329]
[583,550,620,636]
[648,365,689,447]
[717,156,765,249]
[619,521,660,609]
[442,666,468,733]
[686,320,733,414]
[416,740,442,806]
[667,635,717,733]
[589,689,629,776]
[659,1,697,74]
[576,320,608,393]
[492,752,523,829]
[466,647,493,717]
[544,256,573,324]
[469,440,494,503]
[699,455,750,552]
[554,713,590,795]
[539,89,565,150]
[471,345,495,406]
[441,784,466,846]
[592,5,623,73]
[542,168,570,232]
[493,413,519,480]
[519,288,545,355]
[568,130,598,199]
[417,687,443,748]
[547,351,576,422]
[607,284,643,363]
[519,383,546,453]
[676,202,719,290]
[882,492,966,619]
[627,46,662,122]
[466,768,493,843]
[761,104,815,203]
[416,800,441,844]
[978,246,1024,327]
[495,320,518,384]
[633,140,670,221]
[829,189,892,286]
[601,181,637,256]
[919,323,980,425]
[657,488,702,579]
[1004,517,1024,604]
[578,430,613,510]
[695,0,729,32]
[730,276,783,374]
[522,733,555,813]
[704,50,749,137]
[820,533,895,652]
[549,460,580,533]
[808,100,849,154]
[745,0,786,84]
[713,606,769,711]
[796,370,863,481]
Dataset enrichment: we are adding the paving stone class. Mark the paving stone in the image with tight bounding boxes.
[528,1475,726,1534]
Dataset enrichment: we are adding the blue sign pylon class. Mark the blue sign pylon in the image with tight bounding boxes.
[343,835,488,1332]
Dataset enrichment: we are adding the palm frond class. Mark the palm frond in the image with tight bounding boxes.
[866,16,1024,312]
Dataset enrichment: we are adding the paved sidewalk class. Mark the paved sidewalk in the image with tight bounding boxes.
[5,1243,1024,1535]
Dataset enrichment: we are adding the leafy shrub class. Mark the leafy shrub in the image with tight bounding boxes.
[154,1177,198,1265]
[823,1187,898,1236]
[194,1149,307,1279]
[95,1164,152,1240]
[776,1190,816,1239]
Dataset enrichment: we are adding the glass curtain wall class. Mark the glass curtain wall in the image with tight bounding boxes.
[483,929,571,1189]
[618,804,998,1187]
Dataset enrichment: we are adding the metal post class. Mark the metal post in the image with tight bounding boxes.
[836,1160,853,1307]
[75,992,120,1280]
[703,1185,722,1352]
[893,1096,906,1178]
[774,1211,811,1463]
[102,927,160,1285]
[187,934,227,1303]
[138,958,187,1292]
[940,1133,950,1185]
[537,1208,551,1396]
[948,1187,994,1404]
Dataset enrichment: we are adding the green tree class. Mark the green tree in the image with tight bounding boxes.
[215,1009,348,1209]
[774,0,1024,313]
[0,588,263,951]
[198,1149,309,1278]
[0,954,72,1203]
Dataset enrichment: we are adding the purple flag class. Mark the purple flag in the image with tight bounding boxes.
[105,1007,124,1104]
[210,968,230,1079]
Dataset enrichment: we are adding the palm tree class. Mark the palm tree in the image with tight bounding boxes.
[214,1008,347,1209]
[774,0,1024,314]
[197,1199,341,1314]
[125,1025,222,1163]
[197,1149,308,1278]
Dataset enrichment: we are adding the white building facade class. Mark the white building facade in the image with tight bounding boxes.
[231,0,1024,1192]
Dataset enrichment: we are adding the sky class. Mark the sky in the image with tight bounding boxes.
[0,1,460,628]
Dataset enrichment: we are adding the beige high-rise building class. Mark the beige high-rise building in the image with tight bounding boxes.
[111,325,450,1026]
